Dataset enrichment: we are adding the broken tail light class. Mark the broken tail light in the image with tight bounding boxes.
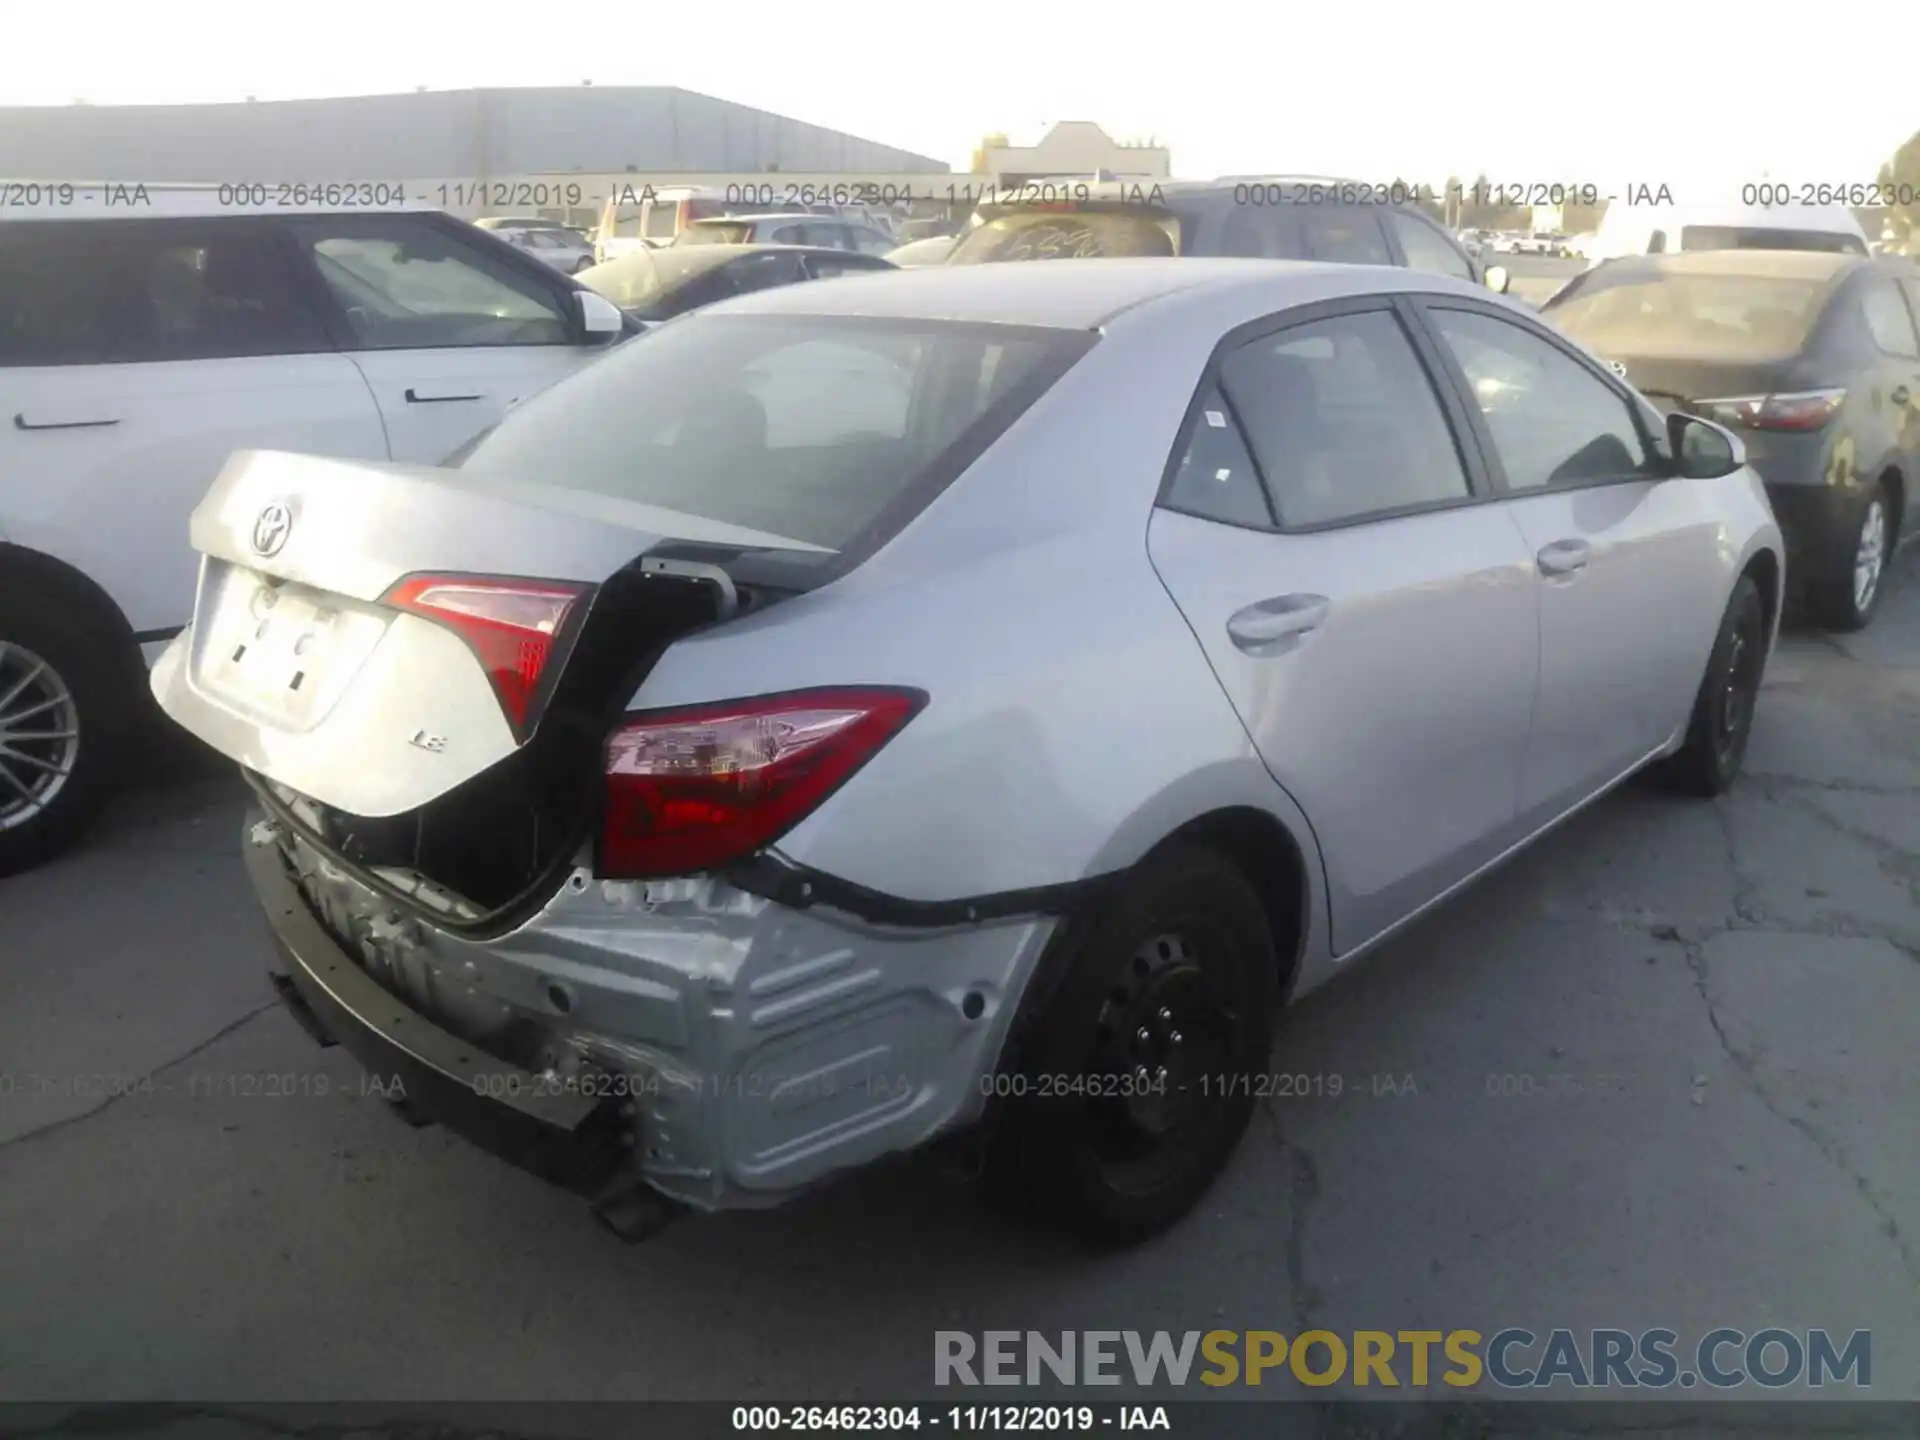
[600,687,926,879]
[381,573,590,740]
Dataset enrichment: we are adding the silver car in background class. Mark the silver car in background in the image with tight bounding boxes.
[153,260,1783,1247]
[485,222,597,275]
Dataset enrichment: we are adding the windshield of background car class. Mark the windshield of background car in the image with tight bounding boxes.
[1546,268,1830,358]
[946,207,1178,263]
[1681,226,1866,255]
[451,314,1096,551]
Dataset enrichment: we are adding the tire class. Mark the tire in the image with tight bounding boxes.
[1657,575,1767,798]
[0,596,133,876]
[1810,482,1892,632]
[980,843,1278,1247]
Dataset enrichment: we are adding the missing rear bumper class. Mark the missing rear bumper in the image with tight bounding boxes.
[250,832,636,1199]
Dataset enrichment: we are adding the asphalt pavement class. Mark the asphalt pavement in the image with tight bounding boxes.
[2,547,1917,1421]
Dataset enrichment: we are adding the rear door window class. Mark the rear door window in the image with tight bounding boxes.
[1298,207,1392,264]
[0,219,330,367]
[1221,309,1472,525]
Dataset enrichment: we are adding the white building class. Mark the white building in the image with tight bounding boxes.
[981,122,1171,186]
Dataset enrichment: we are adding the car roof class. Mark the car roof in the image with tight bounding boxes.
[701,255,1458,327]
[1633,249,1864,280]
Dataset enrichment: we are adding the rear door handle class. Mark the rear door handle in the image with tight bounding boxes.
[1226,594,1330,654]
[1537,538,1591,576]
[404,388,483,404]
[14,412,121,431]
[1893,385,1912,407]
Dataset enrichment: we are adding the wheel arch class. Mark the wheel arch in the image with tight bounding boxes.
[1738,543,1783,646]
[1140,806,1314,1005]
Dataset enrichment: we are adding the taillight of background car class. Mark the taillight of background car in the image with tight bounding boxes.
[600,687,926,878]
[382,574,590,740]
[1696,389,1847,432]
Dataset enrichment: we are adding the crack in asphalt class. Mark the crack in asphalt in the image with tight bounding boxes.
[1257,1097,1324,1335]
[0,1000,280,1154]
[1602,802,1920,1293]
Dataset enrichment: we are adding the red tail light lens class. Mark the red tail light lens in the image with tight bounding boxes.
[600,687,926,879]
[382,573,589,739]
[1698,389,1846,432]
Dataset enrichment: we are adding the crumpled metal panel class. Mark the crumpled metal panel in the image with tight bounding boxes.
[273,827,1055,1210]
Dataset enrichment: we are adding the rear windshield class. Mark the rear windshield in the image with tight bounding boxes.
[947,208,1178,264]
[1681,225,1866,255]
[1546,269,1829,358]
[452,314,1095,554]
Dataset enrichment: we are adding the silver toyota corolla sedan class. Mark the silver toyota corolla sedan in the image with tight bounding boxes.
[153,259,1784,1247]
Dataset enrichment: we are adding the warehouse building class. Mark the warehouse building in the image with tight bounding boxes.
[0,86,950,228]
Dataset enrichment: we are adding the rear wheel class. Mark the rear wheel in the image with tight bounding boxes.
[1658,575,1767,797]
[980,844,1277,1246]
[0,600,131,876]
[1811,482,1891,631]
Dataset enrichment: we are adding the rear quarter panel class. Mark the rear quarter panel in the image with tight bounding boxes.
[624,302,1336,969]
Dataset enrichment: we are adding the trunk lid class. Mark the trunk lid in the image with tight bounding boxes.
[152,448,825,819]
[1606,356,1809,414]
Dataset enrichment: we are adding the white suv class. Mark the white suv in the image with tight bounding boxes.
[0,187,632,874]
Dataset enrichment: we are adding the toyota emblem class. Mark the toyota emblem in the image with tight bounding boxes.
[252,502,294,557]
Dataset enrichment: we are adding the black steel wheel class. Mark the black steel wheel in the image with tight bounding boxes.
[1658,574,1767,798]
[981,843,1278,1246]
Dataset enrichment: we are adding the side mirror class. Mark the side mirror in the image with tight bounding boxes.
[1484,264,1511,295]
[1668,412,1745,479]
[576,289,624,341]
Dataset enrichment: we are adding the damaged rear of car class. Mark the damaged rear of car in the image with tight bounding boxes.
[153,306,1096,1237]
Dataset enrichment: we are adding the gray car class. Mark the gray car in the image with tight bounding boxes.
[1542,249,1920,630]
[151,259,1783,1247]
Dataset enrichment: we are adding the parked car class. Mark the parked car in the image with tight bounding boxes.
[1543,249,1920,629]
[0,191,635,874]
[945,178,1512,294]
[578,244,895,322]
[473,216,557,233]
[1583,200,1868,270]
[488,223,597,275]
[896,216,963,243]
[886,234,959,267]
[593,187,812,264]
[673,214,897,256]
[152,259,1780,1246]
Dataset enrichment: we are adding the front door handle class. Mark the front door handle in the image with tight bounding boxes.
[404,388,483,404]
[15,412,121,431]
[1893,385,1912,407]
[1226,594,1330,654]
[1537,538,1592,576]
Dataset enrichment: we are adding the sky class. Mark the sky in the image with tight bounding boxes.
[4,0,1913,197]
